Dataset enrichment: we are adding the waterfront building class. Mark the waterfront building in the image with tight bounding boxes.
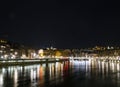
[0,39,11,59]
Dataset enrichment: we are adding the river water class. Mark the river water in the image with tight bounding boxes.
[0,60,120,87]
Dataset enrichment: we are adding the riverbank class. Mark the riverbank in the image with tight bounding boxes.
[0,58,69,66]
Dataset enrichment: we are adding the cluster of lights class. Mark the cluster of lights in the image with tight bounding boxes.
[0,40,7,43]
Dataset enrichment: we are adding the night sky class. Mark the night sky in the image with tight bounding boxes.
[0,1,120,49]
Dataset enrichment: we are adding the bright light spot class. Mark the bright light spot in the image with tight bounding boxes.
[15,52,18,55]
[1,56,3,58]
[38,49,44,57]
[0,74,3,87]
[4,54,8,59]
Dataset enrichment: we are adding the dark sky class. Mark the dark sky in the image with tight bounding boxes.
[0,0,120,49]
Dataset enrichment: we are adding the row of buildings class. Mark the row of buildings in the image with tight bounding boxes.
[1,39,120,59]
[0,39,77,59]
[0,39,38,59]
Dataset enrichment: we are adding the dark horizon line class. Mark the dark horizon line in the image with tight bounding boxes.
[1,37,120,49]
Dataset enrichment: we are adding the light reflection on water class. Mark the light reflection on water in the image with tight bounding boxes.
[0,60,120,87]
[0,62,69,87]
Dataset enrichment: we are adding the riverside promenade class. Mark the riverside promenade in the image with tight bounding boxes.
[0,58,69,66]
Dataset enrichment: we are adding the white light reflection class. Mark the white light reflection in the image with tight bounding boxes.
[49,63,52,81]
[117,63,120,79]
[31,69,37,82]
[105,62,108,76]
[56,63,58,75]
[0,74,3,87]
[30,69,34,82]
[37,65,40,79]
[88,60,91,76]
[117,63,120,71]
[7,67,14,78]
[101,62,105,78]
[14,69,18,87]
[85,61,89,71]
[60,63,63,77]
[111,62,115,73]
[2,68,5,74]
[56,62,60,84]
[98,61,101,73]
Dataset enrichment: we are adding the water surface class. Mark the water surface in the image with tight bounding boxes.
[0,60,120,87]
